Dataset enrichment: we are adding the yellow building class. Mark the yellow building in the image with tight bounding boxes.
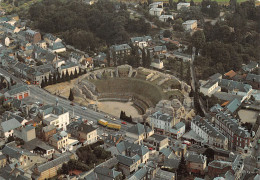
[49,131,68,151]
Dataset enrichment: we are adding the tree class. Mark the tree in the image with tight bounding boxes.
[48,74,53,85]
[107,49,111,67]
[163,30,172,38]
[146,49,151,68]
[74,68,78,78]
[177,154,188,179]
[68,89,74,101]
[179,59,183,81]
[185,62,191,85]
[10,77,15,86]
[191,30,205,54]
[141,48,146,67]
[203,148,214,164]
[53,72,57,84]
[190,0,195,6]
[61,163,69,174]
[61,72,65,82]
[41,79,46,88]
[44,76,48,86]
[65,70,70,81]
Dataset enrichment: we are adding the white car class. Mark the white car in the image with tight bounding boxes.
[81,106,87,110]
[89,121,93,125]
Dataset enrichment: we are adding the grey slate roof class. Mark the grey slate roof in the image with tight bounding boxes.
[117,154,139,166]
[111,44,131,51]
[2,111,25,123]
[226,98,241,113]
[2,141,36,160]
[210,105,250,138]
[42,125,56,132]
[116,140,149,157]
[218,79,252,93]
[186,153,207,164]
[5,84,29,96]
[192,115,226,140]
[40,104,67,116]
[1,118,22,132]
[163,158,180,169]
[126,123,152,136]
[173,121,185,129]
[50,42,65,50]
[246,73,260,83]
[153,45,167,52]
[67,121,97,134]
[209,73,222,81]
[149,134,167,142]
[36,153,71,172]
[151,111,173,122]
[94,166,121,179]
[128,166,148,180]
[130,36,152,43]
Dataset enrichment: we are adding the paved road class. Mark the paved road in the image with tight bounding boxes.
[0,68,132,132]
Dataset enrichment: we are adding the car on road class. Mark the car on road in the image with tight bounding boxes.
[81,106,87,110]
[121,122,127,125]
[112,117,116,121]
[149,147,154,151]
[70,102,74,106]
[88,121,93,125]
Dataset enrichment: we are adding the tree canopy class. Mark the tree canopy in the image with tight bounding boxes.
[26,0,151,52]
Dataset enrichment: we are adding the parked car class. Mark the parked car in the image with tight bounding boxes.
[70,102,74,106]
[81,106,87,110]
[121,122,127,125]
[149,147,154,151]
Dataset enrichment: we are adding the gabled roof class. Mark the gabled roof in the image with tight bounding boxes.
[117,154,139,166]
[116,140,149,157]
[163,158,180,169]
[40,104,67,116]
[151,111,173,122]
[42,125,56,132]
[36,153,71,172]
[94,166,121,179]
[2,141,36,159]
[126,123,151,135]
[186,153,207,164]
[1,118,22,132]
[49,42,65,50]
[128,166,148,180]
[4,84,29,96]
[226,98,241,113]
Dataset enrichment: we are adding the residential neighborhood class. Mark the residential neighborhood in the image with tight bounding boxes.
[0,0,259,180]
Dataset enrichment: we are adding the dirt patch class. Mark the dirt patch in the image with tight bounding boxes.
[238,109,258,124]
[98,101,142,118]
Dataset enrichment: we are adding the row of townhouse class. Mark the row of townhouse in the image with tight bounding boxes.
[210,104,251,152]
[191,115,228,150]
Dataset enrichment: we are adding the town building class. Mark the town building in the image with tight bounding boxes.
[32,152,73,180]
[191,115,228,150]
[39,104,69,131]
[0,118,22,138]
[130,36,152,49]
[25,29,41,44]
[149,111,175,133]
[177,2,190,10]
[144,134,169,151]
[159,15,174,22]
[49,131,69,151]
[42,125,56,141]
[149,2,163,8]
[149,8,163,17]
[67,121,98,145]
[125,123,154,144]
[186,153,207,175]
[208,160,232,178]
[182,20,197,31]
[170,121,186,139]
[151,59,164,69]
[110,44,131,59]
[210,104,251,151]
[2,141,46,169]
[14,125,36,142]
[3,84,30,99]
[116,141,149,175]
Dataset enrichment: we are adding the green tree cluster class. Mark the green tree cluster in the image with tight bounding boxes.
[27,0,151,52]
